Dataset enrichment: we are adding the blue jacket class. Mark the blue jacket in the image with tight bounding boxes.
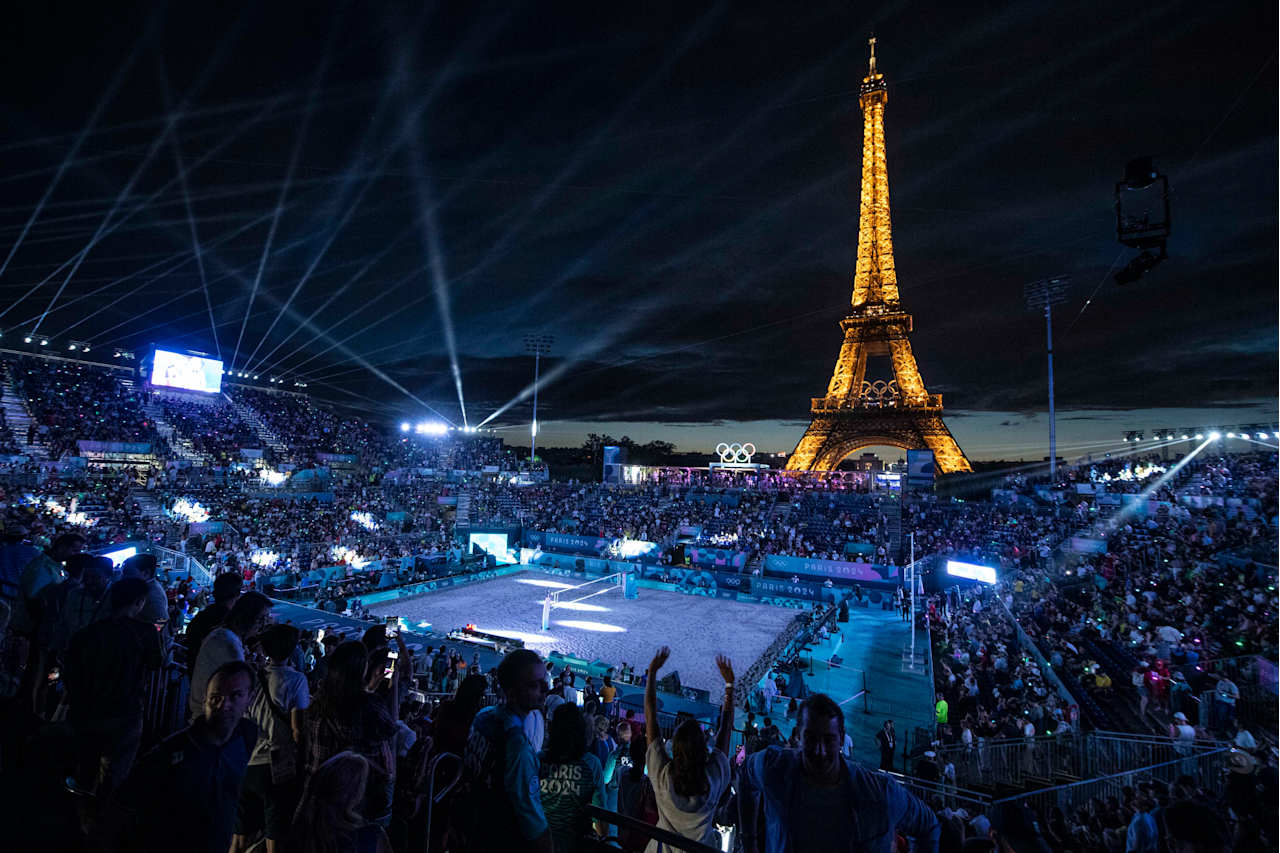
[463,704,548,844]
[740,746,940,853]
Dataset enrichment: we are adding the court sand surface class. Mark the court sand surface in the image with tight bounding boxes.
[367,569,797,692]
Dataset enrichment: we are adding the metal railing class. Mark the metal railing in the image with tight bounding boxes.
[989,747,1231,816]
[991,593,1077,708]
[885,771,991,811]
[151,544,214,586]
[141,662,190,743]
[583,804,723,853]
[930,731,1229,792]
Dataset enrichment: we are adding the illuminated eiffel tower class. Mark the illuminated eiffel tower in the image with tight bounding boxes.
[787,39,971,474]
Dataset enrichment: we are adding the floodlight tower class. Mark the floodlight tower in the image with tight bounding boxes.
[524,334,554,463]
[1024,276,1070,480]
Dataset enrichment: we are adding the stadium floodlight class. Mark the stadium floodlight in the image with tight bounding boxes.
[39,339,48,346]
[1258,433,1268,440]
[1226,432,1236,439]
[400,422,410,433]
[23,337,32,344]
[1209,431,1221,440]
[67,344,76,351]
[252,375,259,380]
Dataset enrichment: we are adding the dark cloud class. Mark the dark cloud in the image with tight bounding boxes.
[0,0,1274,436]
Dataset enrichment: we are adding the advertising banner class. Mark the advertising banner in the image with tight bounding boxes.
[522,530,611,557]
[713,571,750,593]
[76,440,153,455]
[763,554,897,584]
[187,521,225,535]
[753,577,828,601]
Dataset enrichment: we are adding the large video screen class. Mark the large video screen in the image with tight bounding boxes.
[945,559,998,585]
[152,349,223,393]
[469,532,518,566]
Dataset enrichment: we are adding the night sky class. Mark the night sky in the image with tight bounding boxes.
[2,1,1275,459]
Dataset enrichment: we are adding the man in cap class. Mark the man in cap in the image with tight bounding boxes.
[1169,711,1197,762]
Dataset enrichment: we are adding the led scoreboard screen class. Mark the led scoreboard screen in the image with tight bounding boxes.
[151,349,223,393]
[945,560,998,585]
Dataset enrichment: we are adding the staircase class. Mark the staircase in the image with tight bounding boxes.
[767,500,792,523]
[133,489,167,522]
[140,393,206,464]
[884,497,903,561]
[455,489,473,528]
[223,393,289,460]
[1,367,49,460]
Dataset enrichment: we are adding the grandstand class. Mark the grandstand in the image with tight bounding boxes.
[0,348,1272,852]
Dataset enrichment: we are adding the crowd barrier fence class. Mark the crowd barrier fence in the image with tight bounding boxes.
[929,730,1227,792]
[988,747,1232,817]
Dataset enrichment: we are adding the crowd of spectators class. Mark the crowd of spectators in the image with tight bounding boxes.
[154,393,261,463]
[6,356,159,459]
[0,354,1273,850]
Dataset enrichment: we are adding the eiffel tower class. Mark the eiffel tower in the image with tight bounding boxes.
[787,39,971,474]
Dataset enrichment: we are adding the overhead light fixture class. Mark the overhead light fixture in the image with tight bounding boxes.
[1209,432,1221,440]
[39,339,48,346]
[23,337,32,344]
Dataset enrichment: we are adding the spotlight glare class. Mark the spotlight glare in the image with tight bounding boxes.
[39,339,47,346]
[23,337,31,343]
[1226,432,1235,439]
[1209,432,1221,440]
[1257,433,1267,440]
[399,422,410,433]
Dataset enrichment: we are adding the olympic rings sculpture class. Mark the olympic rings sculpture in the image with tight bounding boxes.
[715,442,756,464]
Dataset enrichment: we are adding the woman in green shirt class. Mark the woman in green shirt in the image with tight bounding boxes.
[539,702,605,852]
